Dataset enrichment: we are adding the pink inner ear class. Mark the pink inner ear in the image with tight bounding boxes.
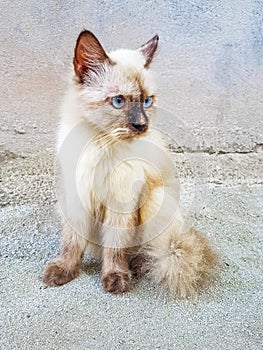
[73,30,110,81]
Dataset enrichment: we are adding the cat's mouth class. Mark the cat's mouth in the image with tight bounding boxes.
[128,122,148,134]
[112,124,148,141]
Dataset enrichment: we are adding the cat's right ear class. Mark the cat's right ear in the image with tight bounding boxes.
[73,30,110,83]
[139,34,159,68]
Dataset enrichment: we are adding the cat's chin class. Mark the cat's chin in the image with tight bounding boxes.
[126,124,149,139]
[116,129,148,142]
[95,126,148,144]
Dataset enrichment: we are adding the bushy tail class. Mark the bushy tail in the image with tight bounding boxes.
[144,227,217,298]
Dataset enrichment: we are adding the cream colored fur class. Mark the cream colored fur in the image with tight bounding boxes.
[52,37,216,297]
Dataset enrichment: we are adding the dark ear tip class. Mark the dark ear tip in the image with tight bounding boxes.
[154,34,159,41]
[77,30,94,39]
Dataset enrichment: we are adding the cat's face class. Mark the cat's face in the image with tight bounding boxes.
[73,31,159,141]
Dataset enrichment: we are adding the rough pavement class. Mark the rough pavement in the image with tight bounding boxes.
[0,150,262,349]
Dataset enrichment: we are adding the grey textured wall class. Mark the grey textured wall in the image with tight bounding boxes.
[1,0,262,153]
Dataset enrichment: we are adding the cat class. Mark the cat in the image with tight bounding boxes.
[43,30,217,298]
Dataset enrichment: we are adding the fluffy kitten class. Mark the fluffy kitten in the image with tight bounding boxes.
[43,30,216,297]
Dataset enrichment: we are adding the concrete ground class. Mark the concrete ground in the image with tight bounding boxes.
[0,149,262,350]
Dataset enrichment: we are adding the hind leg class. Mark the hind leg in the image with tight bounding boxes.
[129,247,151,279]
[140,187,217,298]
[43,221,87,286]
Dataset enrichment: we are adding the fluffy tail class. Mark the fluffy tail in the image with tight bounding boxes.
[143,227,217,298]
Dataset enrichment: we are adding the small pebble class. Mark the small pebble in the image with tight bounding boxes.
[14,128,26,134]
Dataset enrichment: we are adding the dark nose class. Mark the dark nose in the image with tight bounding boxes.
[129,122,148,133]
[127,103,148,133]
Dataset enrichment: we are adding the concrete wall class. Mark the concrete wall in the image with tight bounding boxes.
[1,0,262,153]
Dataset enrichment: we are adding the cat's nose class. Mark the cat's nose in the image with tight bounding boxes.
[129,122,148,133]
[127,103,148,133]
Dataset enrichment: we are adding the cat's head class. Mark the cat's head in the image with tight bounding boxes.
[73,30,159,141]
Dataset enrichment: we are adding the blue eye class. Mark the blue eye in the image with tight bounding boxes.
[143,96,153,108]
[111,95,125,109]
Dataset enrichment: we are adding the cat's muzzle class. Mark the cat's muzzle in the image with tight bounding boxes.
[127,104,148,134]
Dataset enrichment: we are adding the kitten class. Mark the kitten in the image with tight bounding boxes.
[43,30,216,297]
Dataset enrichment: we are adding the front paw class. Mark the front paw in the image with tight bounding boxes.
[43,261,80,287]
[101,271,131,294]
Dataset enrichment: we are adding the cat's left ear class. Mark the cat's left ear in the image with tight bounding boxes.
[139,34,159,68]
[73,30,111,83]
